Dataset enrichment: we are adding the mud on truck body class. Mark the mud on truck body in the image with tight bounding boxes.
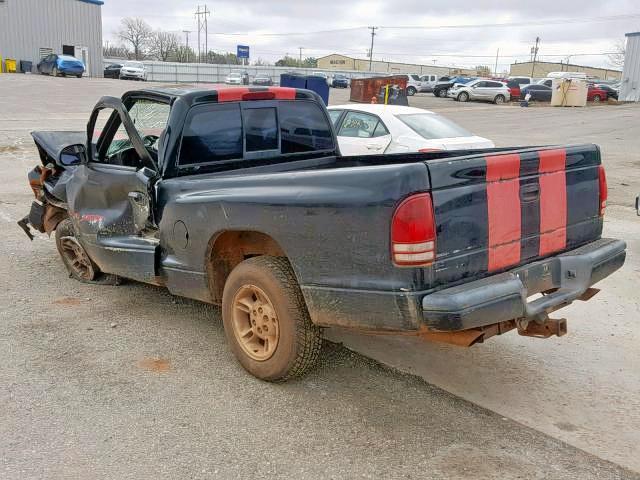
[18,86,626,381]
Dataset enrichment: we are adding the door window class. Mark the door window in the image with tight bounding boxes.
[338,111,383,138]
[110,99,170,157]
[328,109,343,127]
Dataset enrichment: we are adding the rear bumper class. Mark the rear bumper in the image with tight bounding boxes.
[422,238,626,331]
[303,238,626,333]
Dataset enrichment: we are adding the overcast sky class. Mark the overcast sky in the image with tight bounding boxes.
[101,0,640,71]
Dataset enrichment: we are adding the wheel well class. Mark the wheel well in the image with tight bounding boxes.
[205,230,287,303]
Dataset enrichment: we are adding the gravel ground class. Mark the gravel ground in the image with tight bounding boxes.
[0,75,638,479]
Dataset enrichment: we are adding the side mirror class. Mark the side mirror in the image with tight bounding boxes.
[59,144,87,167]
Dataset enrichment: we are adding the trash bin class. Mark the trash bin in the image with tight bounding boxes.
[376,85,409,106]
[5,58,17,73]
[350,75,408,103]
[279,73,329,105]
[20,60,33,74]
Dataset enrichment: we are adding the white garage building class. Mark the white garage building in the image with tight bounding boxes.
[0,0,104,77]
[620,32,640,102]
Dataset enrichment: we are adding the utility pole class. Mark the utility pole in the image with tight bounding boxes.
[298,47,303,65]
[494,48,499,76]
[183,30,192,62]
[368,26,378,71]
[530,37,540,77]
[195,5,210,63]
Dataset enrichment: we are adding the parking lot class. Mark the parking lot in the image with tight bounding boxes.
[1,75,639,479]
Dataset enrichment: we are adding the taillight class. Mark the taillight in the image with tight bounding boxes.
[598,164,607,216]
[391,193,436,267]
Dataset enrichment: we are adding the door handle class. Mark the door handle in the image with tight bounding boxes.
[365,144,382,150]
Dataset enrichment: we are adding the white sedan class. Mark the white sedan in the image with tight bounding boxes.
[327,104,494,156]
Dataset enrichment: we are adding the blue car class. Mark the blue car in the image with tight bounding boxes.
[37,54,85,78]
[331,74,349,88]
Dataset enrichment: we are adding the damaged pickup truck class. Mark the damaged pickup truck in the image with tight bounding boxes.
[19,86,626,381]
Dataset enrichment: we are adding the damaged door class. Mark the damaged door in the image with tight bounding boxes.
[66,95,170,284]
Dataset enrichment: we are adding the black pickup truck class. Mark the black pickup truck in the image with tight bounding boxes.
[19,86,626,381]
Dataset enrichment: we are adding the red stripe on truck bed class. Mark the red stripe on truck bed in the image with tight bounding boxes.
[486,154,522,271]
[538,149,567,256]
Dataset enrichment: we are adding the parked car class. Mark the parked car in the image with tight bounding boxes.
[327,104,494,155]
[507,76,532,88]
[119,61,147,81]
[537,78,553,88]
[521,84,553,102]
[104,63,123,79]
[419,74,438,92]
[403,74,423,96]
[448,79,511,104]
[37,54,85,78]
[587,85,608,102]
[225,72,242,85]
[506,80,522,100]
[433,76,475,98]
[252,74,273,86]
[18,86,625,382]
[331,74,349,88]
[595,83,618,100]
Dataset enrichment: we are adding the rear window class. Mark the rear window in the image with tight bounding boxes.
[179,103,243,165]
[279,101,334,153]
[244,108,278,152]
[397,113,472,139]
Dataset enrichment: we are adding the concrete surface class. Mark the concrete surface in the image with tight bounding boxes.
[0,75,638,479]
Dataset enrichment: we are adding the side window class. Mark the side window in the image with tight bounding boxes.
[243,107,278,152]
[279,101,334,153]
[475,81,486,88]
[328,109,342,128]
[179,103,243,165]
[487,81,502,88]
[110,99,170,156]
[372,121,389,137]
[338,111,380,138]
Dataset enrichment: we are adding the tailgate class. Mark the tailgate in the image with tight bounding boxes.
[427,145,603,288]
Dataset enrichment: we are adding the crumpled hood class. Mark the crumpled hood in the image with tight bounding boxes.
[31,131,86,163]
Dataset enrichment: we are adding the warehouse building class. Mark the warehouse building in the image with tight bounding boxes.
[317,53,476,76]
[0,0,104,77]
[509,60,621,81]
[620,32,640,102]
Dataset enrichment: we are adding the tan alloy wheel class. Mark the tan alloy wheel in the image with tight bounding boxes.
[59,236,96,281]
[231,284,280,361]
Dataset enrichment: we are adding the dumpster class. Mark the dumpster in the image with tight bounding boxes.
[350,75,408,103]
[279,73,330,105]
[20,60,33,73]
[4,58,17,73]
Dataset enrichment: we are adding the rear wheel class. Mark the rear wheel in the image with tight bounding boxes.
[407,86,417,96]
[458,91,469,102]
[494,94,506,104]
[592,94,602,103]
[222,256,322,382]
[55,219,121,285]
[52,67,58,77]
[438,88,448,98]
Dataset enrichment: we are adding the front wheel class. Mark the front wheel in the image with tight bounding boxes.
[494,94,506,105]
[52,67,58,77]
[458,92,469,102]
[222,256,322,382]
[438,88,448,98]
[407,86,417,96]
[592,95,601,103]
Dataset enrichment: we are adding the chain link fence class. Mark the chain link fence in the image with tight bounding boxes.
[104,59,382,84]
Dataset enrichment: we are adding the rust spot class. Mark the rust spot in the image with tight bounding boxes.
[138,358,171,373]
[52,297,82,306]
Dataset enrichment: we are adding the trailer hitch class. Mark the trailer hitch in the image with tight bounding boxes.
[517,317,567,338]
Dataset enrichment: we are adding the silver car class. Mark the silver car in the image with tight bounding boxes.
[448,79,511,104]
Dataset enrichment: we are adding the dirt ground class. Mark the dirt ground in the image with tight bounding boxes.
[0,75,638,479]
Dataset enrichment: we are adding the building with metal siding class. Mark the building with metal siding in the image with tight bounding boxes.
[0,0,103,77]
[620,32,640,102]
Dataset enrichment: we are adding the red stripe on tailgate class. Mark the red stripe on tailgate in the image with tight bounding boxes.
[538,149,567,256]
[486,154,522,271]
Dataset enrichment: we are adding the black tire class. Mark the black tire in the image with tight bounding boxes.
[458,91,469,102]
[407,86,417,96]
[592,95,601,103]
[55,219,121,285]
[438,88,448,98]
[494,94,506,105]
[77,74,82,78]
[222,256,322,382]
[52,66,58,77]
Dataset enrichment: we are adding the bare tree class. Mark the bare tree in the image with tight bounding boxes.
[174,45,195,63]
[118,18,153,60]
[150,31,179,62]
[608,40,626,68]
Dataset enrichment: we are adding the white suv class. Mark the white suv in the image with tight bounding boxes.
[404,74,423,96]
